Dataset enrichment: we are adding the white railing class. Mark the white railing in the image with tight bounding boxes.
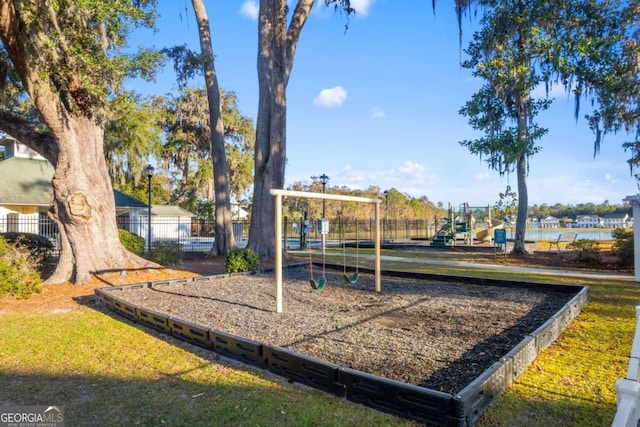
[613,306,640,427]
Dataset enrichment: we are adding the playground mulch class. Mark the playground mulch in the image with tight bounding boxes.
[4,246,624,316]
[0,248,598,395]
[105,267,574,395]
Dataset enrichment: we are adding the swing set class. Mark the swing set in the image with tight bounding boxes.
[342,222,360,284]
[309,214,360,290]
[309,248,326,290]
[271,189,382,313]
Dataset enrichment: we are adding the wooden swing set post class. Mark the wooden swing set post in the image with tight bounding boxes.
[271,189,382,313]
[274,192,283,313]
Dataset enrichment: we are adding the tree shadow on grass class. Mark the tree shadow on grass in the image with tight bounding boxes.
[2,301,413,427]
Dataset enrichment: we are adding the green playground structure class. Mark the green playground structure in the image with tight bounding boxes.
[430,203,503,246]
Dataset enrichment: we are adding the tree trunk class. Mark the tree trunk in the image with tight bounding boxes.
[0,4,154,284]
[512,88,529,254]
[248,0,314,259]
[192,0,237,255]
[46,118,151,284]
[513,151,529,254]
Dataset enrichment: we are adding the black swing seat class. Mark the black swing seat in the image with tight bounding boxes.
[310,276,326,290]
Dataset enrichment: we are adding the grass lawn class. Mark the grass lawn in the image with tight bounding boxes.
[480,277,638,426]
[1,251,638,426]
[0,308,417,426]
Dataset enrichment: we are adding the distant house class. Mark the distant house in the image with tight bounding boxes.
[0,137,147,240]
[540,215,560,229]
[603,213,632,229]
[231,203,249,220]
[143,205,196,242]
[528,217,541,228]
[575,214,603,228]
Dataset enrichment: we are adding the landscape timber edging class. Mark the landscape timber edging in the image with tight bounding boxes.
[94,269,589,427]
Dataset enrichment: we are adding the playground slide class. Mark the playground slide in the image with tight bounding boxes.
[475,218,504,242]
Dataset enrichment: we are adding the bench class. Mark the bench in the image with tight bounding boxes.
[547,232,578,251]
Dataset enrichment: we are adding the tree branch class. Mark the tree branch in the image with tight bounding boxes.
[0,110,58,162]
[285,0,314,85]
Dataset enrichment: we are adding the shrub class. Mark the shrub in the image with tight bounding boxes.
[0,236,42,298]
[570,239,602,264]
[1,232,53,265]
[225,248,259,273]
[612,228,634,267]
[146,241,184,266]
[118,229,145,256]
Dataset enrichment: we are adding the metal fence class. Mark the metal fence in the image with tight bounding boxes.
[281,218,436,247]
[0,215,620,255]
[0,216,437,253]
[0,214,59,237]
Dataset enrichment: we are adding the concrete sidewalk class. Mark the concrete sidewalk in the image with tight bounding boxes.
[370,253,636,282]
[296,250,637,282]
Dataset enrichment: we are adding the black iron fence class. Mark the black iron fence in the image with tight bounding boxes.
[281,217,437,250]
[0,215,438,254]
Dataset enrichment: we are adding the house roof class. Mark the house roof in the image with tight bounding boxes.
[115,192,147,209]
[0,157,54,206]
[576,215,601,220]
[0,156,147,209]
[150,205,196,217]
[603,213,629,219]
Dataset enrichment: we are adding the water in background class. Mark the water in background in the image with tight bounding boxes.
[513,229,615,241]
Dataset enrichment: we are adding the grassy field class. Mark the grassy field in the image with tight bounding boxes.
[1,253,638,426]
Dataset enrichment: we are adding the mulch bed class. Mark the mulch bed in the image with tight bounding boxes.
[106,266,575,394]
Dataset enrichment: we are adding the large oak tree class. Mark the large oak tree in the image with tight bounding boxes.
[0,0,161,284]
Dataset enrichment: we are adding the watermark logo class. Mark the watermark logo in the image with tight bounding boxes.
[0,406,64,427]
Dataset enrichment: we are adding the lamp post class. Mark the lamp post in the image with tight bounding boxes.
[145,164,154,252]
[383,190,389,241]
[312,173,330,255]
[319,173,329,217]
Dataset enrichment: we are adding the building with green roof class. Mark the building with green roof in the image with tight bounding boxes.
[0,138,203,247]
[0,138,148,238]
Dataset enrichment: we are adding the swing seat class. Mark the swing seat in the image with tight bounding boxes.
[342,272,359,284]
[310,276,326,291]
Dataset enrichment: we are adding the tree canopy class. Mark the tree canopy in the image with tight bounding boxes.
[458,0,631,253]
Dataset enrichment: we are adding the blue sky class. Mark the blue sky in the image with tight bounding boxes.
[129,0,640,207]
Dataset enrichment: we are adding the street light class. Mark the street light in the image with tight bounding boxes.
[319,173,329,217]
[145,164,154,252]
[383,190,389,242]
[312,173,330,255]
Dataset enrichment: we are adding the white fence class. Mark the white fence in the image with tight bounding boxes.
[613,306,640,427]
[0,213,58,237]
[0,216,247,253]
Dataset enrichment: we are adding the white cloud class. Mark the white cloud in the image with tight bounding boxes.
[350,0,375,15]
[473,171,491,181]
[240,0,259,20]
[371,107,385,118]
[396,161,424,176]
[314,0,375,16]
[604,173,618,184]
[313,86,347,108]
[335,161,435,196]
